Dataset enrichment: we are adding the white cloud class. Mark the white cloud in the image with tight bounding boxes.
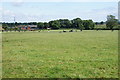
[0,7,2,11]
[119,1,120,20]
[2,6,118,22]
[8,0,25,7]
[3,9,14,16]
[0,7,2,21]
[2,8,16,22]
[1,1,118,22]
[62,6,118,22]
[1,0,119,2]
[0,0,64,2]
[92,7,118,18]
[87,7,118,21]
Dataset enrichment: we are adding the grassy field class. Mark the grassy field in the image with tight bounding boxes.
[2,30,118,78]
[95,25,106,29]
[0,26,2,79]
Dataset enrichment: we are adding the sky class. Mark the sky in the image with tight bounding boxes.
[0,1,118,22]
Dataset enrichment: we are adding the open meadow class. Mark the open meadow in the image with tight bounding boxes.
[2,30,118,78]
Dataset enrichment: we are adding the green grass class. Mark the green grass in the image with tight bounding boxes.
[2,30,118,78]
[95,25,106,29]
[95,24,119,29]
[0,30,2,79]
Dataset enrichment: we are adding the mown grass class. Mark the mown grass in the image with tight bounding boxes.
[2,30,118,78]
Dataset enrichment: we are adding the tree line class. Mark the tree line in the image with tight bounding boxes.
[2,15,119,31]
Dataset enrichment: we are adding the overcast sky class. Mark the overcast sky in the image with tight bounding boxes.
[0,1,118,22]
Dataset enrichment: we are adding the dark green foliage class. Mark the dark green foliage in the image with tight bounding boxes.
[2,15,119,31]
[100,21,104,25]
[106,15,118,30]
[37,22,44,29]
[83,20,95,30]
[106,20,118,30]
[71,18,84,31]
[44,22,49,29]
[49,20,60,29]
[58,19,71,28]
[2,23,9,30]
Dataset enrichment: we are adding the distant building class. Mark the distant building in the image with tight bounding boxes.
[0,27,4,31]
[27,25,38,31]
[17,25,38,31]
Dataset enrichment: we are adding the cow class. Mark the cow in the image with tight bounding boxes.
[69,29,73,32]
[63,30,67,32]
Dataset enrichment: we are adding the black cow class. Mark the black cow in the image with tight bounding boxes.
[63,30,67,32]
[69,29,73,32]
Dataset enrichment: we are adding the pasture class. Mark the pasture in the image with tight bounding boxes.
[2,30,118,78]
[0,26,2,79]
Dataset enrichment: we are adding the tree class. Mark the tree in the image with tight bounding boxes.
[2,23,8,30]
[106,15,118,30]
[100,21,104,25]
[14,27,18,31]
[89,20,95,30]
[28,22,37,25]
[15,22,18,26]
[95,22,99,25]
[83,20,95,30]
[71,18,83,31]
[44,22,49,29]
[37,22,44,29]
[31,22,37,25]
[118,21,120,25]
[58,19,71,28]
[49,20,60,29]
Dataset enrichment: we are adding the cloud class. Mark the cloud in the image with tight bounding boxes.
[1,0,118,2]
[86,7,117,21]
[91,7,118,18]
[3,9,14,16]
[0,7,2,21]
[64,6,118,22]
[0,7,2,11]
[2,8,16,22]
[2,6,118,22]
[1,0,64,2]
[11,0,24,7]
[1,1,118,22]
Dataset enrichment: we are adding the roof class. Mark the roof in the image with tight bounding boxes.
[0,27,4,30]
[17,25,27,28]
[28,25,37,27]
[17,25,37,28]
